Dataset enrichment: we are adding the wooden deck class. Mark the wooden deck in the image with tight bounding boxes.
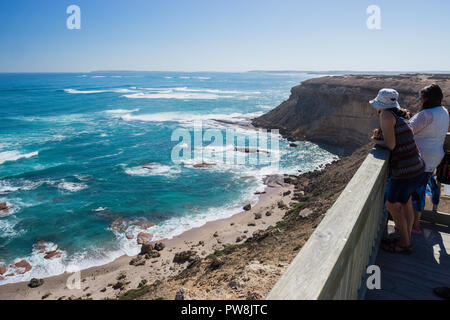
[365,220,450,300]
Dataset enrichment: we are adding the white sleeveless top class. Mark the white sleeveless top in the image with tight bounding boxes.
[410,106,449,172]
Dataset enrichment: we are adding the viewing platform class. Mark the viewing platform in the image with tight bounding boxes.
[267,136,450,300]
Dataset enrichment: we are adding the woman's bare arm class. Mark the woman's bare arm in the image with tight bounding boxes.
[371,111,396,150]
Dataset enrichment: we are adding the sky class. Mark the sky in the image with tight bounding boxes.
[1,0,450,73]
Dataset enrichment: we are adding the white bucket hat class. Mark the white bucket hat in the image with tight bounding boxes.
[369,88,400,109]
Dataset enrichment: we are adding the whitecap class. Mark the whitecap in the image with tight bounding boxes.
[0,150,38,165]
[64,89,107,94]
[121,87,260,100]
[124,163,181,177]
[0,179,48,195]
[57,181,88,192]
[0,217,23,238]
[105,108,140,114]
[122,91,224,100]
[119,111,263,125]
[111,88,138,93]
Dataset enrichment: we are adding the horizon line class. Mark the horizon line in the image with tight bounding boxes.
[1,70,450,75]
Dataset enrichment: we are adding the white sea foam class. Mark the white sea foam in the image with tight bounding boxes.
[91,150,124,160]
[143,183,263,242]
[105,108,140,114]
[119,111,263,125]
[64,89,107,94]
[0,179,48,195]
[121,86,260,100]
[173,87,260,95]
[0,218,22,238]
[122,91,224,100]
[57,181,88,192]
[0,242,68,286]
[112,88,138,93]
[124,163,181,177]
[0,151,38,165]
[74,175,91,181]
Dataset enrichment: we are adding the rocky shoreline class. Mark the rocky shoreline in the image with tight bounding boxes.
[0,174,297,300]
[0,141,371,300]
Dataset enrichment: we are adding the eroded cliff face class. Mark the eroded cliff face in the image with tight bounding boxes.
[253,74,450,154]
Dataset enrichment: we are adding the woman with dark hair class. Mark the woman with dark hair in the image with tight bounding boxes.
[410,84,449,233]
[370,88,426,254]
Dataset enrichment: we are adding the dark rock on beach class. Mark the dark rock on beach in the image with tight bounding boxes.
[173,251,197,264]
[175,288,185,300]
[140,243,153,255]
[154,242,165,251]
[138,279,148,288]
[129,256,146,266]
[243,204,251,211]
[209,257,224,270]
[113,281,125,290]
[28,278,44,288]
[283,190,291,197]
[145,250,161,259]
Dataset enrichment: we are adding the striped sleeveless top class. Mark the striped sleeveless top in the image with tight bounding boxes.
[388,110,425,179]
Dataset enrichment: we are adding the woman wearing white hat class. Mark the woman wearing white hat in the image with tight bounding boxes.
[370,88,426,254]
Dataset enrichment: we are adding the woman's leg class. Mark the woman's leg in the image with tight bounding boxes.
[386,200,411,247]
[405,197,415,245]
[412,172,431,231]
[413,209,422,231]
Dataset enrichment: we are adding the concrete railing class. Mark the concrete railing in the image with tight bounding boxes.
[267,146,390,300]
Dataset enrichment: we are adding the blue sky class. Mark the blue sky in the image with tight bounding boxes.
[1,0,450,72]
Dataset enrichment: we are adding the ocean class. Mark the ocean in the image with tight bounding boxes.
[0,71,338,284]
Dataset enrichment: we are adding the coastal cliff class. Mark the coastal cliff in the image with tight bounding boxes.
[253,74,450,154]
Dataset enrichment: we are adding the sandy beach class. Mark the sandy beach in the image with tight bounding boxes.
[0,179,294,300]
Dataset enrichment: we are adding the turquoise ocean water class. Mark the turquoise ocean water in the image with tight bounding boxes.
[0,72,337,283]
